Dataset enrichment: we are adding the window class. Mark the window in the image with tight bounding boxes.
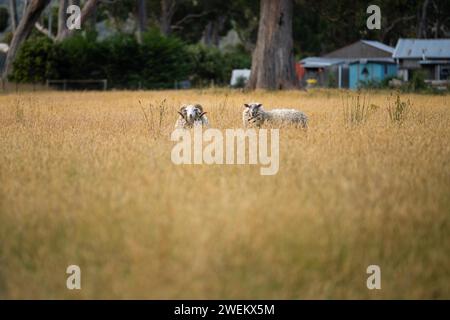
[440,66,449,80]
[361,67,369,76]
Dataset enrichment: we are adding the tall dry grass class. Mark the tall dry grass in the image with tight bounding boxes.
[0,89,449,299]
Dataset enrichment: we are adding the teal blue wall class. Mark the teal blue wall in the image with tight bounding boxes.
[349,62,397,89]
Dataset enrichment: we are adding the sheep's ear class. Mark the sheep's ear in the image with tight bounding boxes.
[244,103,250,108]
[256,103,262,108]
[194,104,203,112]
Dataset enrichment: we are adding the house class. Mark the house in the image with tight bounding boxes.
[299,57,347,88]
[323,40,394,59]
[349,58,397,89]
[393,39,450,83]
[300,40,396,89]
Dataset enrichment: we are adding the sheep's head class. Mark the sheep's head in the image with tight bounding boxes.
[244,102,264,118]
[178,104,207,125]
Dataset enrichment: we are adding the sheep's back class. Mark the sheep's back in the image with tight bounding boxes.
[267,109,308,123]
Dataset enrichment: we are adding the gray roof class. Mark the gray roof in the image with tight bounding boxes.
[300,57,346,68]
[393,39,450,59]
[361,40,395,54]
[349,57,396,64]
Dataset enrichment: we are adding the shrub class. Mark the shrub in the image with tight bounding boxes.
[186,44,251,86]
[50,35,108,80]
[103,34,141,89]
[139,31,191,89]
[10,32,251,89]
[342,92,378,126]
[409,70,427,91]
[186,44,227,86]
[10,36,54,83]
[388,93,411,124]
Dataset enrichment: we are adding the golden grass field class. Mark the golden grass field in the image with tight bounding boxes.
[0,89,449,299]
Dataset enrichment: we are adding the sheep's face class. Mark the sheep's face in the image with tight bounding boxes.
[244,103,264,118]
[178,104,206,125]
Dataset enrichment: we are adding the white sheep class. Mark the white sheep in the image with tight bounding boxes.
[243,102,308,128]
[175,104,209,129]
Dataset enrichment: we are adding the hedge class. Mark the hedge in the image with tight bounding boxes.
[10,31,251,89]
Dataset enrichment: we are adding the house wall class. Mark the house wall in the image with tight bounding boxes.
[400,61,450,81]
[303,64,350,88]
[349,62,397,89]
[399,59,421,69]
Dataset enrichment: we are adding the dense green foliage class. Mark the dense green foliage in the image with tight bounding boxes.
[97,0,450,57]
[10,37,54,83]
[10,32,251,89]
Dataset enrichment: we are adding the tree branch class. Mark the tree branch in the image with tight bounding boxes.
[35,22,56,40]
[172,12,209,27]
[382,15,415,41]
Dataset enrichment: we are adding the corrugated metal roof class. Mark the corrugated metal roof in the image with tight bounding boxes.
[349,57,396,64]
[361,40,395,54]
[393,39,450,59]
[300,57,346,68]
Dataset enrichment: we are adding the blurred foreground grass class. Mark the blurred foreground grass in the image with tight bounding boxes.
[0,89,449,299]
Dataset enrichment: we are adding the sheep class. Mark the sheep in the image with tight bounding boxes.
[175,104,209,129]
[243,102,308,128]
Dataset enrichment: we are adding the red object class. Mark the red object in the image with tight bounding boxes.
[295,62,305,80]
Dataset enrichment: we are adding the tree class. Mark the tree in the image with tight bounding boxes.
[2,0,51,80]
[247,0,297,90]
[57,0,69,40]
[136,0,148,43]
[9,0,18,32]
[159,0,176,36]
[56,0,99,41]
[417,0,430,38]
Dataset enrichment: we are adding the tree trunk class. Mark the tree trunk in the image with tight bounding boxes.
[160,0,176,36]
[136,0,147,43]
[247,0,298,90]
[417,0,430,38]
[2,0,51,80]
[9,0,18,32]
[57,0,68,40]
[202,15,226,47]
[57,0,99,41]
[22,0,29,18]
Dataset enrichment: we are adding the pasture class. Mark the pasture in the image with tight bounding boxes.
[0,89,449,299]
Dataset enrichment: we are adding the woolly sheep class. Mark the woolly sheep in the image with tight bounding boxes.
[175,104,209,129]
[243,102,308,128]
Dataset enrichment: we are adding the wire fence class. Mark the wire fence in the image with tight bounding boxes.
[46,79,108,91]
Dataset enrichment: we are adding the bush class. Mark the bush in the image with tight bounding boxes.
[10,32,251,89]
[139,31,191,89]
[10,37,54,83]
[186,44,227,86]
[186,44,251,86]
[342,92,379,126]
[50,35,108,80]
[409,70,427,91]
[388,93,411,124]
[102,34,141,88]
